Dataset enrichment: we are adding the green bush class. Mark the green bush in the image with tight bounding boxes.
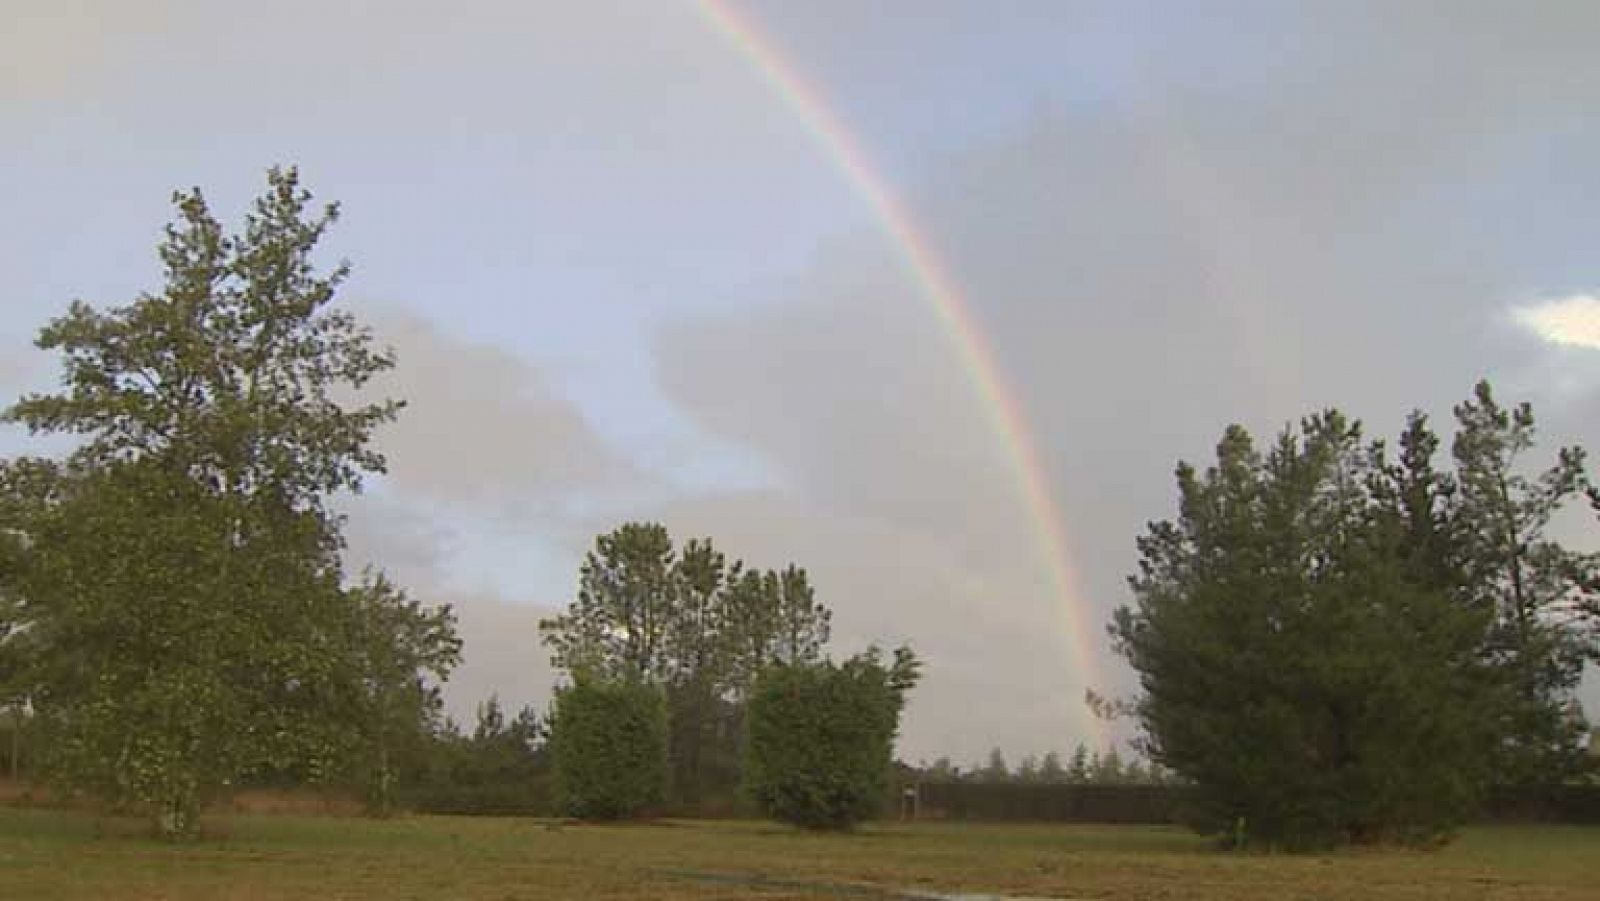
[743,647,919,830]
[550,679,666,820]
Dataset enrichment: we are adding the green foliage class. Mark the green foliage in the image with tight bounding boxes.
[17,462,351,836]
[550,678,667,820]
[742,646,920,830]
[1114,408,1502,849]
[336,573,461,816]
[540,523,832,806]
[4,168,401,510]
[0,168,457,838]
[1450,382,1593,785]
[1067,744,1091,784]
[396,697,551,816]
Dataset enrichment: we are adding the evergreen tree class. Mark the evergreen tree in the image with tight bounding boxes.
[1113,410,1500,848]
[1039,750,1067,784]
[1450,382,1592,784]
[1067,743,1091,784]
[980,747,1009,784]
[1016,754,1040,784]
[1092,747,1124,785]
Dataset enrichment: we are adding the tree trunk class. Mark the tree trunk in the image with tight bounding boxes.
[8,709,18,781]
[156,786,200,841]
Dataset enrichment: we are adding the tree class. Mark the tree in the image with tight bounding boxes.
[1067,743,1091,784]
[663,538,734,805]
[742,646,920,830]
[1091,747,1124,785]
[1451,381,1592,785]
[339,572,461,816]
[17,462,350,836]
[540,523,834,806]
[0,168,454,837]
[979,747,1010,784]
[1113,410,1500,848]
[720,565,831,702]
[549,678,667,820]
[541,523,677,684]
[4,167,401,511]
[1038,750,1067,784]
[1015,754,1040,784]
[924,756,958,782]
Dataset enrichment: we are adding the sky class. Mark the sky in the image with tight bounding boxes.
[3,0,1599,765]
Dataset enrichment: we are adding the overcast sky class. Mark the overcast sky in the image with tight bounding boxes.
[3,0,1598,764]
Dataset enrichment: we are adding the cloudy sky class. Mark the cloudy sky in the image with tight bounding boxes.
[3,0,1598,764]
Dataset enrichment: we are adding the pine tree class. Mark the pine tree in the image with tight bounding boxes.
[1067,743,1091,784]
[1113,409,1501,848]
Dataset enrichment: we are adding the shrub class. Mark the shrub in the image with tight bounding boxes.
[743,647,919,830]
[550,678,666,820]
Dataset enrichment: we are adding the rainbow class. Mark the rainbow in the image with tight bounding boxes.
[697,0,1106,748]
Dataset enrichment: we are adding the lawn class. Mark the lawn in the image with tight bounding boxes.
[0,808,1594,900]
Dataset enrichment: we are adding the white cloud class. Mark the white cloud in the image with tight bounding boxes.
[1514,295,1600,351]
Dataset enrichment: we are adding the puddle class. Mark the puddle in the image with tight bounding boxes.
[655,869,1072,900]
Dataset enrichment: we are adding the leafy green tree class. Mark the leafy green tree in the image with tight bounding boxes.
[742,646,920,830]
[549,678,667,820]
[339,572,461,816]
[1450,381,1592,785]
[720,565,831,701]
[0,168,454,837]
[1113,410,1500,848]
[541,523,677,683]
[4,168,400,510]
[663,538,734,805]
[17,462,349,836]
[540,523,833,806]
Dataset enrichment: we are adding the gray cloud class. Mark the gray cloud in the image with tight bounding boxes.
[650,5,1600,758]
[341,491,562,724]
[362,307,642,520]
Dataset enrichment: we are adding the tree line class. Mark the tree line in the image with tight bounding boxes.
[915,744,1178,786]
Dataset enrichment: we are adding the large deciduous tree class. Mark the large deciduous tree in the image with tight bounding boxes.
[1,167,456,837]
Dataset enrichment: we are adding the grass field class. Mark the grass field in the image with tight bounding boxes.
[0,808,1594,900]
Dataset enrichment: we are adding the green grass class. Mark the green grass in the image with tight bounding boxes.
[0,808,1594,900]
